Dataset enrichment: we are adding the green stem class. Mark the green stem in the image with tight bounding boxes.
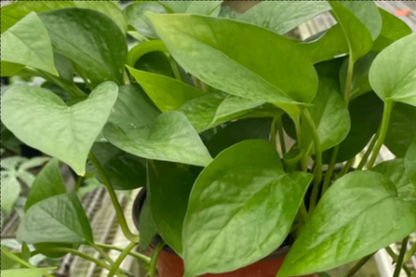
[37,70,86,98]
[344,56,354,104]
[148,242,166,277]
[343,253,374,277]
[338,158,355,178]
[1,246,55,277]
[386,246,412,277]
[394,237,409,277]
[276,117,287,155]
[367,100,393,169]
[270,117,278,148]
[31,247,125,277]
[299,201,309,224]
[91,243,115,266]
[321,145,339,195]
[294,117,307,172]
[107,242,137,277]
[302,109,322,212]
[405,242,416,263]
[75,176,84,192]
[168,55,182,81]
[88,152,140,243]
[357,133,378,170]
[95,243,151,264]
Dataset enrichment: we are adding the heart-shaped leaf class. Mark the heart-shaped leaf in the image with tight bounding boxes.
[17,193,93,245]
[104,111,212,167]
[148,161,196,254]
[25,158,66,211]
[373,159,415,199]
[385,103,416,157]
[239,1,330,34]
[39,8,127,86]
[2,82,118,175]
[278,171,416,276]
[182,140,312,277]
[373,8,412,52]
[406,136,416,186]
[2,268,56,277]
[125,2,167,39]
[1,1,127,34]
[369,33,416,106]
[127,66,202,112]
[1,12,57,76]
[148,13,318,115]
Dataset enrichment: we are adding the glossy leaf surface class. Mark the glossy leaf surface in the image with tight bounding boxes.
[2,82,118,175]
[183,140,312,277]
[1,12,57,75]
[18,193,93,245]
[128,66,202,112]
[104,111,212,167]
[278,171,416,276]
[25,158,66,211]
[39,8,127,86]
[149,14,318,112]
[238,1,330,34]
[370,33,416,106]
[125,2,166,39]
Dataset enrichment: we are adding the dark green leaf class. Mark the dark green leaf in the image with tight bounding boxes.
[183,140,312,277]
[148,14,318,115]
[239,1,330,34]
[125,2,166,39]
[373,159,415,199]
[25,158,66,211]
[39,8,127,86]
[88,142,146,190]
[373,8,412,52]
[104,111,212,167]
[139,197,157,250]
[148,161,195,254]
[21,242,30,262]
[206,118,273,157]
[385,103,416,157]
[369,33,416,106]
[128,66,202,112]
[340,52,378,100]
[278,171,416,276]
[405,136,416,187]
[1,268,56,277]
[17,193,93,245]
[323,92,383,163]
[134,51,174,78]
[1,12,57,76]
[2,82,118,175]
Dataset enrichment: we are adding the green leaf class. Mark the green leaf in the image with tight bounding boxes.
[302,78,350,153]
[340,52,378,100]
[373,159,415,199]
[25,158,66,211]
[1,61,25,77]
[104,111,212,167]
[405,137,416,186]
[323,92,383,163]
[239,1,330,34]
[88,142,146,190]
[373,8,412,52]
[369,33,416,106]
[139,197,157,250]
[182,140,313,277]
[1,12,57,76]
[158,1,191,13]
[318,273,331,277]
[1,0,127,35]
[134,51,174,78]
[1,171,21,215]
[339,1,381,40]
[2,82,118,175]
[127,40,168,67]
[148,161,195,254]
[185,1,223,16]
[278,171,416,276]
[125,2,166,39]
[385,103,416,157]
[328,1,373,63]
[17,193,93,245]
[127,66,202,112]
[39,8,127,86]
[21,242,30,262]
[148,14,318,114]
[1,268,56,277]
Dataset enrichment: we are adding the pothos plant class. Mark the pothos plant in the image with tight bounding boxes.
[1,1,416,277]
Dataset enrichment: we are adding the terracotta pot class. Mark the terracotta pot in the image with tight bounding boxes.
[133,191,317,277]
